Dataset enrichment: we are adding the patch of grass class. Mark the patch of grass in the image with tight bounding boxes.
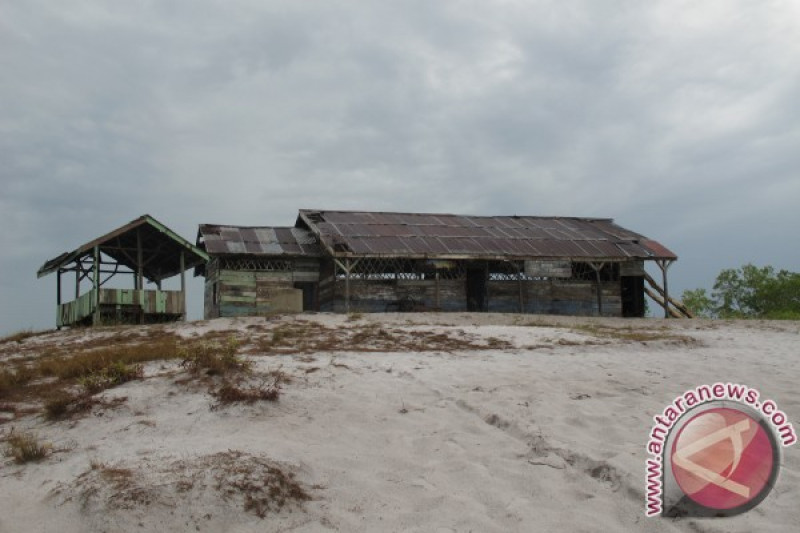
[486,336,509,348]
[43,390,96,420]
[0,329,44,345]
[180,337,250,376]
[211,369,289,408]
[211,450,311,518]
[251,322,513,355]
[78,361,143,395]
[571,324,695,344]
[3,429,51,463]
[90,460,135,487]
[270,323,310,346]
[0,366,36,399]
[36,336,182,380]
[346,312,364,322]
[71,451,314,521]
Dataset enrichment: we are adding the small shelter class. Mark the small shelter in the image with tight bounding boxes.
[38,215,208,328]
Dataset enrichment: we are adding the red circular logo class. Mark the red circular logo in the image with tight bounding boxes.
[671,407,776,511]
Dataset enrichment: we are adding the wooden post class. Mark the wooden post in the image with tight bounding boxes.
[56,268,63,330]
[658,260,673,319]
[93,245,100,325]
[137,229,144,324]
[435,271,441,310]
[180,250,186,321]
[75,265,80,299]
[136,229,144,291]
[344,258,351,313]
[56,268,62,306]
[484,261,489,312]
[589,262,605,316]
[517,261,524,314]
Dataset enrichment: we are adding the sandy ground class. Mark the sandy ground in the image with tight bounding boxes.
[1,313,798,532]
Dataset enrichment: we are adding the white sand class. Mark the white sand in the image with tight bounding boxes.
[1,314,798,532]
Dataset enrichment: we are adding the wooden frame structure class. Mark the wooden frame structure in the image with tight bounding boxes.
[38,215,209,328]
[198,210,690,319]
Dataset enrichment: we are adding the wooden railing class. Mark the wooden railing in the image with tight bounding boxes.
[57,289,184,327]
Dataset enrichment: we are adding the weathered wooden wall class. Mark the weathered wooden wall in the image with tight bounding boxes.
[321,278,622,316]
[488,280,621,316]
[321,279,467,313]
[211,258,635,317]
[205,257,319,318]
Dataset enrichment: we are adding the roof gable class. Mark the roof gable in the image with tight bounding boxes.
[37,215,209,280]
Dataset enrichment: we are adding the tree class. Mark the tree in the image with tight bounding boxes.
[682,264,800,319]
[681,288,714,318]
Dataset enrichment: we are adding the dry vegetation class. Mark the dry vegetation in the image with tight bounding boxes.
[211,369,289,409]
[569,324,698,345]
[0,329,45,345]
[251,320,513,354]
[64,450,313,521]
[2,428,51,463]
[0,327,270,423]
[0,316,697,426]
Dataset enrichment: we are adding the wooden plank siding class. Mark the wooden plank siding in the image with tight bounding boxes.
[205,258,320,318]
[57,288,184,327]
[488,280,621,316]
[208,256,635,318]
[320,278,622,316]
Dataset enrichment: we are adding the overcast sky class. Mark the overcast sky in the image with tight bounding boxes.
[2,1,799,334]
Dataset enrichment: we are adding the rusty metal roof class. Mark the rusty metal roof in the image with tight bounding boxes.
[297,210,677,261]
[197,225,322,257]
[37,215,209,280]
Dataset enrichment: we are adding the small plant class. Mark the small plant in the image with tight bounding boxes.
[212,381,279,407]
[3,429,50,463]
[0,366,35,399]
[43,391,96,420]
[211,369,289,408]
[486,336,509,348]
[180,337,250,376]
[78,361,144,394]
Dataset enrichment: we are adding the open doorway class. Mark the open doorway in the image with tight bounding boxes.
[621,276,645,317]
[294,282,319,311]
[466,267,487,312]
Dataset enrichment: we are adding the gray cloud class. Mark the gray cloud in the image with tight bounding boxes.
[2,1,799,333]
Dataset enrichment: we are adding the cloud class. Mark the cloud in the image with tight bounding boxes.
[2,0,799,333]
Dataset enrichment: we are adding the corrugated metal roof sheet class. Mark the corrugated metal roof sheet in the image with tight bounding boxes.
[198,225,322,257]
[297,210,677,261]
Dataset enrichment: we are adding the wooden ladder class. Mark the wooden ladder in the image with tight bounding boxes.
[643,272,694,318]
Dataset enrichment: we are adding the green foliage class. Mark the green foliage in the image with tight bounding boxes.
[78,361,143,395]
[680,288,715,318]
[683,264,800,319]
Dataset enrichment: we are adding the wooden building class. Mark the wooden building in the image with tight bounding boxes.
[198,210,687,318]
[196,225,322,318]
[38,215,208,327]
